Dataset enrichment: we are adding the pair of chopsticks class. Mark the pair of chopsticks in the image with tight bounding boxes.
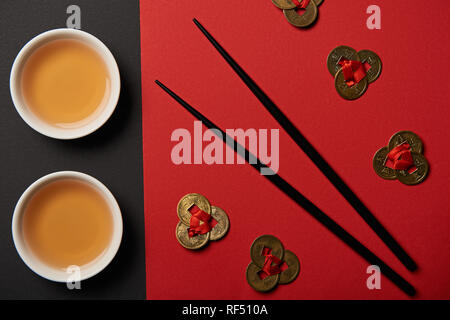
[155,19,416,296]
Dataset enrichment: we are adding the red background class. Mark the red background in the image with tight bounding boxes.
[140,0,450,299]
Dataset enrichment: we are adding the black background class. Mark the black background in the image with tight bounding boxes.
[0,0,146,299]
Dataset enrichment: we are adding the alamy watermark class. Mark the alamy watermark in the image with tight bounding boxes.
[171,121,279,175]
[366,5,381,30]
[66,265,81,290]
[66,5,81,29]
[366,265,381,290]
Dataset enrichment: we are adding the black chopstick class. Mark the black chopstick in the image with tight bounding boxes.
[155,80,415,296]
[192,18,417,272]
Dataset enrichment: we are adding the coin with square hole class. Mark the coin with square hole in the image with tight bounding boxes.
[358,50,382,84]
[327,46,360,77]
[246,262,280,292]
[177,193,211,226]
[175,221,210,250]
[373,147,397,180]
[388,131,423,154]
[395,152,429,185]
[279,250,300,285]
[283,0,318,28]
[334,68,368,100]
[250,235,284,268]
[209,206,230,241]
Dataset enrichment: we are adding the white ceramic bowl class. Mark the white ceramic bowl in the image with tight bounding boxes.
[10,29,121,139]
[12,171,123,282]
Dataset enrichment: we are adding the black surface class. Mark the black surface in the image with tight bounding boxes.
[0,0,145,299]
[1,300,439,318]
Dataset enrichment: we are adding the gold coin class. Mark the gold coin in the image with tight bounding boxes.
[327,45,360,77]
[395,152,429,186]
[388,131,423,154]
[373,147,397,180]
[334,68,368,100]
[272,0,296,9]
[250,235,284,268]
[279,250,300,285]
[246,262,279,292]
[175,221,210,250]
[283,1,318,28]
[209,206,230,241]
[358,50,382,84]
[177,193,211,226]
[272,0,323,10]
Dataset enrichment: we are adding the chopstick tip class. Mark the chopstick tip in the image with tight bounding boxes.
[154,80,165,90]
[193,18,202,28]
[407,286,417,297]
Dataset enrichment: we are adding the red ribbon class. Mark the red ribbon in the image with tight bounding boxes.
[188,205,218,238]
[259,247,284,279]
[292,0,310,9]
[338,59,367,86]
[387,143,414,170]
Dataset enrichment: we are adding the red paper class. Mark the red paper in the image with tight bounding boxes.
[140,0,450,299]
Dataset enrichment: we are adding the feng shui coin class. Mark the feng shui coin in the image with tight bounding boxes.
[373,147,397,180]
[272,0,323,10]
[177,193,211,226]
[175,221,210,250]
[358,50,382,84]
[250,235,284,268]
[209,206,230,241]
[388,131,423,154]
[283,1,318,28]
[334,68,368,100]
[272,0,296,9]
[246,262,280,292]
[327,45,360,77]
[395,152,429,186]
[279,250,301,285]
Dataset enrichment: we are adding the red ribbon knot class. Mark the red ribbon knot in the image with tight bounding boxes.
[188,205,218,238]
[338,59,367,86]
[292,0,310,9]
[387,143,414,170]
[259,247,284,279]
